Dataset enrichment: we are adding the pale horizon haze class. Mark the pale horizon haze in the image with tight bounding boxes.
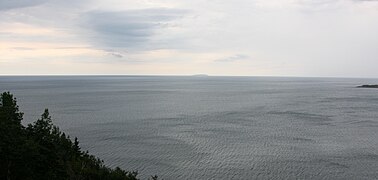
[1,0,378,78]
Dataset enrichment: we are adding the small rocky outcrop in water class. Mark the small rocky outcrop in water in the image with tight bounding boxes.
[357,84,378,88]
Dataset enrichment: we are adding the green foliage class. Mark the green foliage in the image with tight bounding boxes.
[0,92,156,180]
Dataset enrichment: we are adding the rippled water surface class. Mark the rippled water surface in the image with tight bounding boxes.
[1,76,378,179]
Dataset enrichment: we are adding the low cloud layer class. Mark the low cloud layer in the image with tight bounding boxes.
[83,8,187,49]
[215,54,250,63]
[0,0,48,11]
[1,0,378,77]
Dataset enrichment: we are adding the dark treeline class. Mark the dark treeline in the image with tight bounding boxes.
[0,92,158,180]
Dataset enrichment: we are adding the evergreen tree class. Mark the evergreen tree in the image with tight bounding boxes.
[0,92,153,180]
[0,92,33,180]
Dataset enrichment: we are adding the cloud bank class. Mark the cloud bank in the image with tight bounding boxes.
[1,0,378,77]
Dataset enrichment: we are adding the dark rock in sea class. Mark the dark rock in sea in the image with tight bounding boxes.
[357,85,378,88]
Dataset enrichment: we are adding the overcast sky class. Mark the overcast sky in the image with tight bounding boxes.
[1,0,378,77]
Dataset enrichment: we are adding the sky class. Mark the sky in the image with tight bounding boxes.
[0,0,378,77]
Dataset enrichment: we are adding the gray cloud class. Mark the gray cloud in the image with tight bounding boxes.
[0,0,49,11]
[2,0,378,77]
[83,8,187,50]
[215,54,249,63]
[108,52,124,58]
[11,47,35,50]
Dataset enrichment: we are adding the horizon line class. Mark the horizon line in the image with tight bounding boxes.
[0,74,378,79]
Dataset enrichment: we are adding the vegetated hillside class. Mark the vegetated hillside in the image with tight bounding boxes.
[0,92,158,180]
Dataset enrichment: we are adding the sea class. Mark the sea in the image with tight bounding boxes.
[1,76,378,179]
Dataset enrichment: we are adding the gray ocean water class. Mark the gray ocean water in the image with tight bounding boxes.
[1,76,378,179]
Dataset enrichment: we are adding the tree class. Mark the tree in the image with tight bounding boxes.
[0,92,147,180]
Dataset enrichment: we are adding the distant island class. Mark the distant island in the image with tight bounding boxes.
[192,74,209,77]
[357,85,378,88]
